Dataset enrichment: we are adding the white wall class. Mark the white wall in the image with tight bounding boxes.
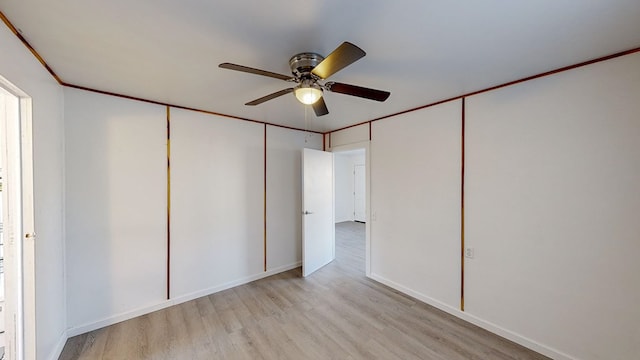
[334,151,365,223]
[350,52,640,360]
[330,123,369,148]
[465,52,640,360]
[370,100,462,310]
[63,92,323,334]
[0,22,67,359]
[64,88,167,330]
[334,153,354,222]
[266,126,322,271]
[170,109,264,298]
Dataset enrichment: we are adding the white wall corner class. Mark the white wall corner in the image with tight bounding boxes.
[46,330,68,360]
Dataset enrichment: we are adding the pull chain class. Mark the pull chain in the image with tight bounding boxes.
[304,105,310,143]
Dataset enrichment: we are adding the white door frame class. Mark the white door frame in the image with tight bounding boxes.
[330,141,371,277]
[0,75,36,360]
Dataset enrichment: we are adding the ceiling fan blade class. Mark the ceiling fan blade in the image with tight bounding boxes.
[245,88,294,106]
[326,82,390,102]
[219,63,293,81]
[311,42,366,79]
[312,97,329,116]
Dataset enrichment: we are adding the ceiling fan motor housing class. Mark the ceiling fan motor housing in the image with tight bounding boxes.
[289,52,324,78]
[219,42,389,116]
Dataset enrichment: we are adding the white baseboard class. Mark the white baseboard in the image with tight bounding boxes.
[169,262,301,306]
[46,330,69,360]
[369,273,575,360]
[67,262,301,338]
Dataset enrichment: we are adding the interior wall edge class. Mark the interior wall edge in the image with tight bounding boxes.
[460,97,465,312]
[368,273,574,360]
[46,329,69,360]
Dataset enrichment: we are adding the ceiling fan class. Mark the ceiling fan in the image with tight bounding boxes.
[219,42,390,117]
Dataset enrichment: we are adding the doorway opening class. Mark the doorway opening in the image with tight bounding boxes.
[332,143,370,277]
[0,75,36,360]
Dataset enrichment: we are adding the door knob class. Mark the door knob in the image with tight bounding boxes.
[303,211,314,215]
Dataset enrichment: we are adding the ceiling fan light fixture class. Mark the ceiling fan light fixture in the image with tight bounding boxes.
[220,42,389,115]
[294,81,322,105]
[295,87,322,105]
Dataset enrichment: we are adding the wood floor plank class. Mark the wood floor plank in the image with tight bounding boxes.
[197,297,236,359]
[59,221,550,360]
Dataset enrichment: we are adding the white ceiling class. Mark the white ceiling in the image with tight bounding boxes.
[2,1,639,133]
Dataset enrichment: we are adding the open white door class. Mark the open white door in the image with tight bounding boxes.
[302,148,334,277]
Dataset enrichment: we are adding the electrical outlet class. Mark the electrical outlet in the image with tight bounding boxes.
[464,247,474,259]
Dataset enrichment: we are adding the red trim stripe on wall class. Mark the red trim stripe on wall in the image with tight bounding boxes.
[460,98,466,311]
[264,124,268,272]
[166,106,171,300]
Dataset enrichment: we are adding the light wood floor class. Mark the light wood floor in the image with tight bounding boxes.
[59,222,549,360]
